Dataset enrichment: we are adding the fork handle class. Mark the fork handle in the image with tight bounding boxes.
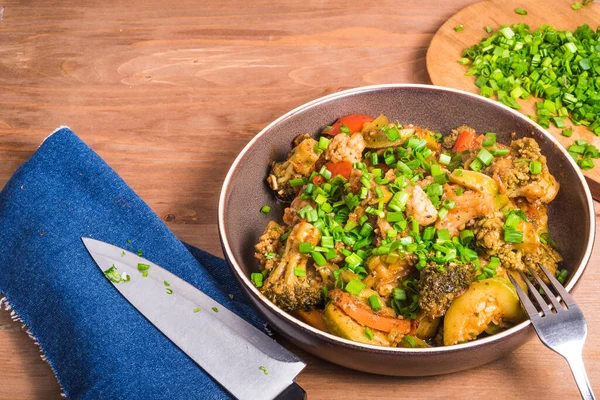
[565,354,595,400]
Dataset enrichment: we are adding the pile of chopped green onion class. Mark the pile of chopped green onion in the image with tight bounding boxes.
[460,23,600,134]
[568,138,600,169]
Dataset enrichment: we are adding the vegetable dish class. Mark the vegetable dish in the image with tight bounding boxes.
[253,113,564,347]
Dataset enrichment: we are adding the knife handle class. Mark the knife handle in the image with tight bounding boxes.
[274,382,307,400]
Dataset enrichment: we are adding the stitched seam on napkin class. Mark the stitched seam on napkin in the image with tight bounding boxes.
[0,295,68,397]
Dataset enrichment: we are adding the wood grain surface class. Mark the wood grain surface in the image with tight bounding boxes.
[0,1,598,399]
[427,0,600,199]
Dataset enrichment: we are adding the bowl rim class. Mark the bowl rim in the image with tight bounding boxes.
[218,83,595,354]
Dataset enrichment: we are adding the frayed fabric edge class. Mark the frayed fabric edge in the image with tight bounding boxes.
[0,296,68,398]
[41,126,72,147]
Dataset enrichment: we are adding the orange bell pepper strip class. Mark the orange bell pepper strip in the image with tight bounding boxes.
[328,289,414,334]
[322,114,374,136]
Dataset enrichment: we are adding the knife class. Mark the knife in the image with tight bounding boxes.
[82,238,307,400]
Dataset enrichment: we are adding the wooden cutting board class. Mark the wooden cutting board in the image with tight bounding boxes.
[427,0,600,199]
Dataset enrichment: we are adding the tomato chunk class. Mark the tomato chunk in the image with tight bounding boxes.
[453,130,478,152]
[326,161,352,179]
[322,114,374,136]
[312,161,352,185]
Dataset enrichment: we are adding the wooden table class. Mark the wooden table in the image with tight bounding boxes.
[0,1,597,398]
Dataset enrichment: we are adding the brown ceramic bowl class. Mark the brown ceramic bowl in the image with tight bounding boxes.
[218,84,595,376]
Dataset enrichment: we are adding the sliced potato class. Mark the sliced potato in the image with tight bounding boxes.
[414,313,441,340]
[361,114,389,134]
[443,278,526,346]
[322,303,391,346]
[449,169,499,196]
[294,309,328,332]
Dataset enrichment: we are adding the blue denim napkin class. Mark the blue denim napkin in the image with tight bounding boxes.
[0,128,264,399]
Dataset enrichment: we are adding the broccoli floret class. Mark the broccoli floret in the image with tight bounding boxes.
[418,262,474,318]
[522,243,563,278]
[254,221,284,272]
[267,135,319,202]
[474,215,527,271]
[261,221,324,313]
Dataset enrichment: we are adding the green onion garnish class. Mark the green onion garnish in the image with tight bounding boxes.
[363,327,374,340]
[260,205,271,214]
[529,161,542,175]
[212,307,219,313]
[345,279,366,296]
[137,263,150,272]
[514,7,527,15]
[454,24,464,32]
[294,267,307,277]
[368,295,381,311]
[251,272,264,288]
[402,335,416,348]
[312,252,327,267]
[504,227,524,243]
[193,307,200,313]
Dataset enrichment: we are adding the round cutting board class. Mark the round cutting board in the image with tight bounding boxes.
[427,0,600,199]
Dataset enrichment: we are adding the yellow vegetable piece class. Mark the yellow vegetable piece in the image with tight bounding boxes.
[493,194,511,211]
[449,169,499,195]
[443,278,526,346]
[322,303,391,346]
[414,313,441,340]
[361,114,389,134]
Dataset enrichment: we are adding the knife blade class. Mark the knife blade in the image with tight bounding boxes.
[82,238,306,400]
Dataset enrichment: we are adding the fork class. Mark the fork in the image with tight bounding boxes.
[508,266,595,400]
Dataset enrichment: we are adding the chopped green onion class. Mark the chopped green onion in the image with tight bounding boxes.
[312,252,327,267]
[299,242,313,253]
[460,229,474,244]
[402,335,416,348]
[529,161,542,175]
[368,295,381,312]
[454,24,464,32]
[477,148,494,166]
[514,7,527,15]
[504,227,524,243]
[562,128,573,137]
[193,307,201,313]
[345,279,366,296]
[212,307,219,313]
[439,153,451,165]
[485,25,492,34]
[137,263,150,272]
[289,178,305,187]
[364,327,374,340]
[251,272,264,288]
[294,267,306,277]
[388,191,409,211]
[260,205,271,214]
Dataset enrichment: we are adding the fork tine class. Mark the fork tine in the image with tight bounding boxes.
[528,267,563,312]
[508,273,541,318]
[538,265,576,307]
[518,270,551,316]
